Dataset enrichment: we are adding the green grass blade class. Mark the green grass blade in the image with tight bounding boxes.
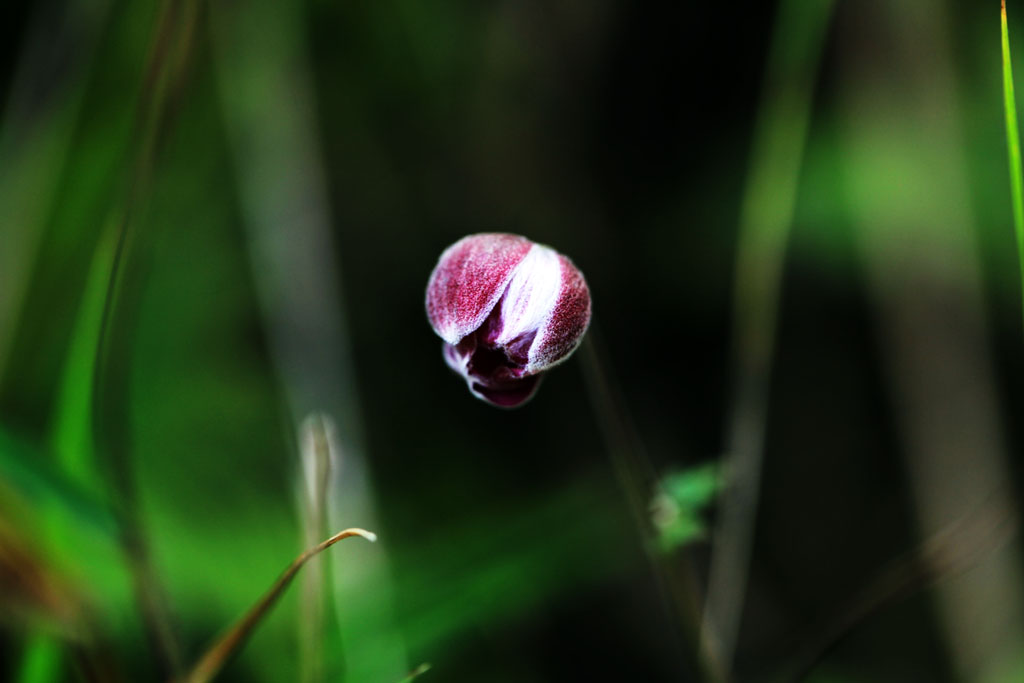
[181,529,377,683]
[13,635,61,683]
[210,1,408,679]
[0,428,114,534]
[7,226,121,683]
[704,0,836,675]
[51,224,117,497]
[1003,0,1024,323]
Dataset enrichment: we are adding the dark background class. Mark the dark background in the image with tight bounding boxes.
[1,1,1021,682]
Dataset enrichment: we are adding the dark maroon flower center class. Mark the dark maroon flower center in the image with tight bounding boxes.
[448,300,543,407]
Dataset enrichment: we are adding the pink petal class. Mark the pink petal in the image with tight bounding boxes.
[526,253,592,372]
[426,234,532,345]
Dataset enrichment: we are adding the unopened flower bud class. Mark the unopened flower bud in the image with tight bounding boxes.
[426,233,592,408]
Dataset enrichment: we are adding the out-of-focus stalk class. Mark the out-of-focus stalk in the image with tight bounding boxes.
[578,332,706,680]
[702,0,835,677]
[0,0,111,379]
[2,0,189,676]
[9,0,202,677]
[14,634,61,683]
[209,1,407,680]
[88,0,201,675]
[296,414,336,683]
[840,0,1024,679]
[16,223,119,683]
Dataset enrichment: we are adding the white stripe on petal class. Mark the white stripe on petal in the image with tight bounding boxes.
[494,244,563,350]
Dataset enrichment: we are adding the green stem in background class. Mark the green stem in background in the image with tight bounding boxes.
[297,415,335,683]
[13,225,120,683]
[577,334,657,533]
[0,0,112,382]
[11,0,200,677]
[209,1,408,679]
[179,528,377,683]
[14,635,61,683]
[1003,0,1024,326]
[578,332,713,681]
[702,0,835,678]
[842,1,1024,678]
[2,1,115,678]
[88,0,200,675]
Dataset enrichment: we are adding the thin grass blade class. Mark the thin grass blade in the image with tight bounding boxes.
[180,528,377,683]
[703,0,836,677]
[297,414,335,683]
[1004,0,1024,323]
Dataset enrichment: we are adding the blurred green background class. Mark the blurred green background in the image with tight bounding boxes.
[2,0,1024,681]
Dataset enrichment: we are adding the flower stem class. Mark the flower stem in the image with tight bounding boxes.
[578,332,713,680]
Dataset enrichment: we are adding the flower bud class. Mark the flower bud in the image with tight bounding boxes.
[426,233,591,408]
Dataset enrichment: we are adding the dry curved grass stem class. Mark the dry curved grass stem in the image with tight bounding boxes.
[178,528,377,683]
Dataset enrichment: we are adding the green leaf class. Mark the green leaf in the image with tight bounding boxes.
[653,464,723,552]
[661,463,722,510]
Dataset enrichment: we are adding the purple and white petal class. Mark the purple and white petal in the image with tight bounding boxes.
[426,233,591,408]
[425,233,532,346]
[526,253,592,373]
[488,243,562,365]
